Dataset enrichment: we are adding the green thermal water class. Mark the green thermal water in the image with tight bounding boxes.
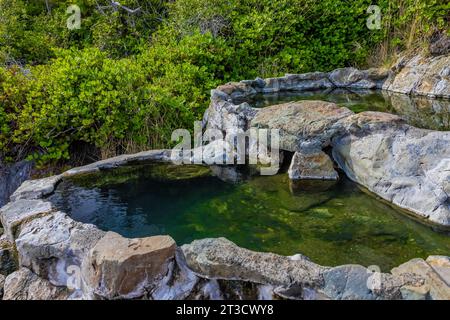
[48,164,450,271]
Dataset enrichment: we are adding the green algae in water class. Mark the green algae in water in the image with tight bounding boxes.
[48,164,450,272]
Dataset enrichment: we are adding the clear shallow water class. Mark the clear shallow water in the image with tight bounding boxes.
[48,164,450,271]
[238,89,450,131]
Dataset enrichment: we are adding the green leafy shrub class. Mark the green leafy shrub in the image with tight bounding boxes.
[0,0,448,166]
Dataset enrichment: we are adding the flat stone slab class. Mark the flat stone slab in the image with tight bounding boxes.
[181,237,325,288]
[10,175,62,202]
[250,100,354,152]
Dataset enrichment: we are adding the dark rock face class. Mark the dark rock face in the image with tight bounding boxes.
[430,30,450,56]
[0,235,17,276]
[0,161,33,207]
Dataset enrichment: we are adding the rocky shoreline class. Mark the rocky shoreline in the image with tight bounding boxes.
[0,53,449,300]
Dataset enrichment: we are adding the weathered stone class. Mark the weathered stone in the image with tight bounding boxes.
[332,111,450,226]
[0,234,17,276]
[414,55,450,98]
[322,264,421,300]
[151,249,199,300]
[0,273,5,298]
[426,256,450,285]
[171,139,238,166]
[280,73,334,91]
[216,82,257,100]
[15,211,105,287]
[288,150,338,181]
[64,149,171,176]
[210,165,247,183]
[400,284,430,300]
[251,101,353,152]
[383,55,430,94]
[347,78,377,89]
[364,68,390,81]
[0,199,54,241]
[3,267,69,300]
[205,100,258,134]
[328,68,364,87]
[391,258,450,300]
[181,237,326,288]
[384,54,450,98]
[285,72,329,81]
[83,231,176,299]
[322,265,379,300]
[430,30,450,56]
[10,175,62,202]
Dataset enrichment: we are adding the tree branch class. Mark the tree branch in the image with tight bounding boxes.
[110,1,141,14]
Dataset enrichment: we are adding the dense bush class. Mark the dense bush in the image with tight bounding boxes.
[0,0,448,166]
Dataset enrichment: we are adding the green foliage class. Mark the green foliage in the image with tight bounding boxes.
[0,0,168,64]
[0,0,448,165]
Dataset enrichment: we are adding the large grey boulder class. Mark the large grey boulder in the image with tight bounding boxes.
[15,211,105,287]
[383,54,450,98]
[414,55,450,98]
[250,101,353,152]
[3,267,69,300]
[332,111,450,226]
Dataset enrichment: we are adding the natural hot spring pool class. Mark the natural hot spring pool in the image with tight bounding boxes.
[237,89,450,131]
[47,164,450,271]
